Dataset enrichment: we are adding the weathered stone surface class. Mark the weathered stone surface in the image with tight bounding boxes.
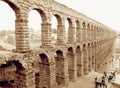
[0,0,117,88]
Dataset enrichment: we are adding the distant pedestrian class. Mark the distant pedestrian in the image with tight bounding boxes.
[104,71,107,78]
[112,71,116,80]
[95,77,97,82]
[105,63,107,65]
[101,76,108,88]
[94,77,99,88]
[108,75,113,83]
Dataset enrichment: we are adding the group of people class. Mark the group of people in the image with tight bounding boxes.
[94,71,116,88]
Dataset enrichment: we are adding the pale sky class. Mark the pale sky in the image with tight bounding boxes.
[0,0,120,32]
[55,0,120,32]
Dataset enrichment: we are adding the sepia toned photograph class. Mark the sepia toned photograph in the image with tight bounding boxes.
[0,0,120,88]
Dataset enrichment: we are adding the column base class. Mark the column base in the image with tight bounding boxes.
[84,69,89,75]
[56,75,69,87]
[68,69,77,82]
[77,65,83,77]
[12,49,30,53]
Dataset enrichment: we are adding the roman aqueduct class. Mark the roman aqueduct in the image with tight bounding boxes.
[0,0,117,88]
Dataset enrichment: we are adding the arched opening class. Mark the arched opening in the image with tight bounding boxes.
[94,26,96,40]
[96,26,99,40]
[65,18,73,43]
[68,47,73,54]
[88,43,92,72]
[76,45,82,76]
[91,42,95,71]
[91,25,93,40]
[0,1,16,51]
[28,10,41,49]
[56,50,63,58]
[76,20,80,28]
[82,22,86,42]
[95,42,100,71]
[67,18,72,27]
[12,60,25,71]
[28,8,48,48]
[55,50,65,85]
[76,20,80,42]
[87,24,90,41]
[82,22,86,28]
[39,53,49,88]
[51,15,57,45]
[65,19,69,43]
[83,44,88,75]
[76,46,80,52]
[51,14,63,45]
[0,60,24,88]
[87,24,90,29]
[67,18,74,43]
[68,47,73,79]
[39,53,56,88]
[52,14,65,45]
[67,47,76,81]
[38,54,49,88]
[39,54,49,64]
[94,42,97,71]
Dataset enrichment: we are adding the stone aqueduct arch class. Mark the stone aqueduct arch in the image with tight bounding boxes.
[0,0,117,88]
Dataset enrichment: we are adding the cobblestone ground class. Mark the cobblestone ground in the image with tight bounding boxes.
[58,71,102,88]
[58,71,113,88]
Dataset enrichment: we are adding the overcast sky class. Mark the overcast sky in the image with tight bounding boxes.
[0,0,120,32]
[55,0,120,32]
